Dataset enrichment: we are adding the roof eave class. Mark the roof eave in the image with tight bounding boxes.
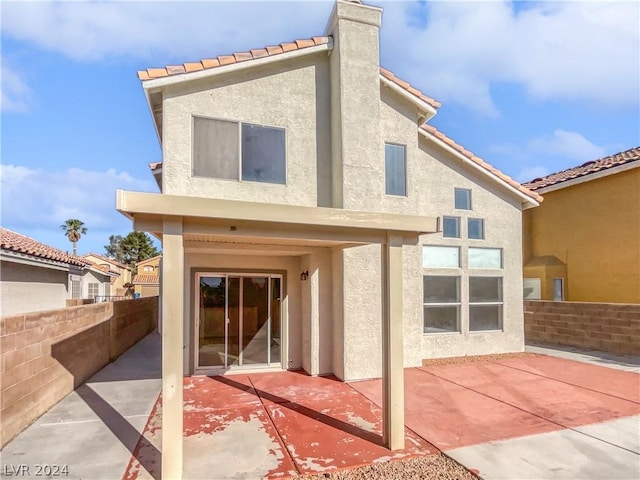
[379,75,438,124]
[418,129,541,209]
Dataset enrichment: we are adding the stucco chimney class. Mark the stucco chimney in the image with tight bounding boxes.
[325,0,383,210]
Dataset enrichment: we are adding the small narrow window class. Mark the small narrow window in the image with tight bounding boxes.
[468,218,485,239]
[553,278,564,301]
[385,143,406,196]
[442,216,460,238]
[455,188,472,210]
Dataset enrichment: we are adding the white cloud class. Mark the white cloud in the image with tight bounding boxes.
[379,0,640,115]
[0,164,156,240]
[491,129,606,183]
[2,1,637,116]
[1,60,32,112]
[527,129,606,163]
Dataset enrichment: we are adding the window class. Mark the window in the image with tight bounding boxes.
[553,278,564,301]
[455,188,471,210]
[385,143,406,196]
[192,117,286,185]
[469,247,502,269]
[468,218,484,239]
[71,279,81,299]
[423,276,460,333]
[423,246,460,268]
[143,265,154,272]
[469,277,503,331]
[104,283,111,297]
[442,216,460,238]
[524,278,541,300]
[88,283,100,300]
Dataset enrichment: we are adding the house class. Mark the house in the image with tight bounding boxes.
[82,252,133,297]
[0,228,118,316]
[132,255,161,298]
[523,146,640,303]
[116,1,540,473]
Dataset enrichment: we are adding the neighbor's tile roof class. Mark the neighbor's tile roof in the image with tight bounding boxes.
[420,124,543,203]
[0,228,87,267]
[149,162,162,172]
[133,274,159,285]
[137,36,440,110]
[137,36,331,81]
[84,252,129,269]
[523,146,640,191]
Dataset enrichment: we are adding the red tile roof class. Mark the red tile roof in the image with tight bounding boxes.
[523,146,640,191]
[0,228,88,267]
[420,124,543,203]
[132,274,159,285]
[379,67,441,109]
[83,252,129,269]
[149,162,162,172]
[137,36,331,81]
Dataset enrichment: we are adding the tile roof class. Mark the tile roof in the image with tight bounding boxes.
[132,274,159,285]
[149,162,162,172]
[379,67,441,109]
[137,36,331,81]
[420,124,543,203]
[523,146,640,191]
[83,252,129,269]
[0,228,88,267]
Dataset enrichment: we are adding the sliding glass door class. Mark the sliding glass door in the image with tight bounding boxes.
[197,273,282,371]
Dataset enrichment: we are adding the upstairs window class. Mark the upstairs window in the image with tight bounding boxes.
[455,188,472,210]
[442,216,460,238]
[193,117,286,185]
[468,218,485,239]
[385,143,406,196]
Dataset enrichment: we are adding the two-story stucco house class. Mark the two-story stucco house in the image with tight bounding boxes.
[117,1,541,473]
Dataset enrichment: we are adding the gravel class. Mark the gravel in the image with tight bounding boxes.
[297,454,477,480]
[422,351,537,367]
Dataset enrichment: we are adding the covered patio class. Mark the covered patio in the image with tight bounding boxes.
[116,190,439,479]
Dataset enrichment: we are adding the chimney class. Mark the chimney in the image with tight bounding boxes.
[325,0,383,210]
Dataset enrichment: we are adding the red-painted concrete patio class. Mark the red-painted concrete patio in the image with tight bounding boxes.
[123,354,640,479]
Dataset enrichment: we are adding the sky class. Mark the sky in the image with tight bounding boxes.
[1,0,639,255]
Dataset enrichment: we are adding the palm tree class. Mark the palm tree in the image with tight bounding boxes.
[60,219,87,256]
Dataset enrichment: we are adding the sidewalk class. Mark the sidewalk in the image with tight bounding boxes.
[526,341,640,372]
[0,333,161,480]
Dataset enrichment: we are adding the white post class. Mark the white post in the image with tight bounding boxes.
[382,234,405,450]
[161,217,184,479]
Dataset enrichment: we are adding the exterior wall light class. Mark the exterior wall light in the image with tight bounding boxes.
[300,271,309,281]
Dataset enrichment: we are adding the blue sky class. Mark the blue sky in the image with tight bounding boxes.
[2,0,639,255]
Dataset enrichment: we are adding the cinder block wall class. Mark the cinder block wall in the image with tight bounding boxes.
[524,300,639,355]
[0,297,158,447]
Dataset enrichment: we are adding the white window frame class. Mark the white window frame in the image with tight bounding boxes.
[88,282,100,300]
[469,276,503,332]
[191,115,287,185]
[423,275,461,334]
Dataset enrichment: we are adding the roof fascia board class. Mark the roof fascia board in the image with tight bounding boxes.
[142,42,332,92]
[418,128,540,209]
[380,75,437,123]
[116,190,437,235]
[533,161,640,194]
[0,251,72,271]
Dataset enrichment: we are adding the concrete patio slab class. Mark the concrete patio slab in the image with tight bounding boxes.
[446,416,640,480]
[574,415,640,454]
[526,342,640,373]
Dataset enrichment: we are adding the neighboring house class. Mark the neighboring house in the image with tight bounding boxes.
[523,147,640,303]
[117,1,540,465]
[83,253,133,297]
[0,228,117,316]
[132,255,161,297]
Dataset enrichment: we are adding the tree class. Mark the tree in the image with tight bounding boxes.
[104,235,125,263]
[119,231,160,273]
[60,219,87,256]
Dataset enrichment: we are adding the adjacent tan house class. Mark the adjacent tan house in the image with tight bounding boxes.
[132,255,161,298]
[117,1,540,474]
[0,229,118,316]
[523,147,640,303]
[82,252,133,297]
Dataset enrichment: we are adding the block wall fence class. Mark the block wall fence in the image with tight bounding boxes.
[0,297,158,447]
[524,300,639,355]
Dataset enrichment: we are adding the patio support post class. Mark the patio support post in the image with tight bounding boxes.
[161,217,184,479]
[382,233,405,450]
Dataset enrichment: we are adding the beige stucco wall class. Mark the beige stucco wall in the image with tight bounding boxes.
[161,54,332,207]
[0,261,69,316]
